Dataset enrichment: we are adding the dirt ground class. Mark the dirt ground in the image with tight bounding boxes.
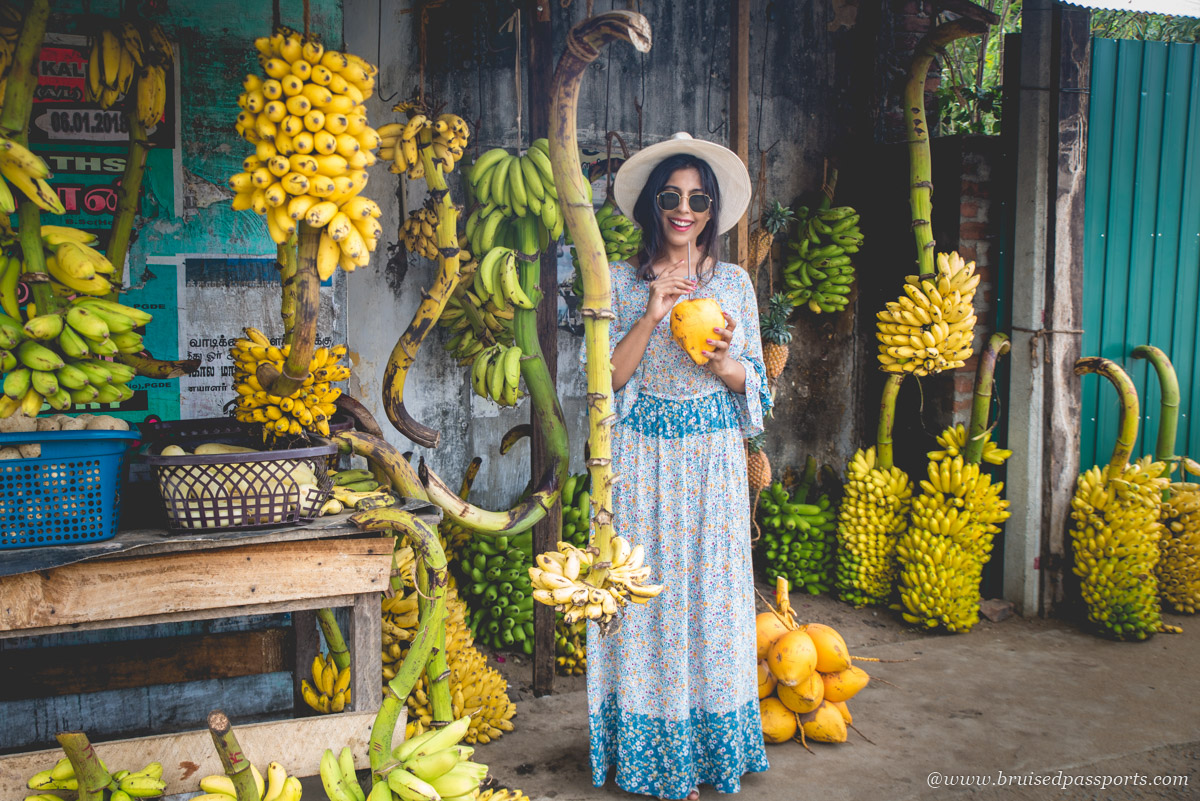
[466,584,1200,801]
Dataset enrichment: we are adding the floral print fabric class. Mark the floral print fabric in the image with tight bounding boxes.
[582,261,771,798]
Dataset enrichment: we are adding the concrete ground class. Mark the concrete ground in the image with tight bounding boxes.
[467,585,1200,801]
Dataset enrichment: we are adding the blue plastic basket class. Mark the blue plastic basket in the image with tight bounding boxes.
[0,430,140,550]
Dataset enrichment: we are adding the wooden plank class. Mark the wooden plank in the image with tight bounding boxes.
[0,628,291,701]
[0,536,394,633]
[348,593,382,712]
[1039,3,1090,615]
[0,595,360,641]
[0,711,383,797]
[728,0,750,268]
[526,0,557,699]
[292,609,320,717]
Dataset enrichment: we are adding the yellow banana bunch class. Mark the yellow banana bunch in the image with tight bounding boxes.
[479,789,533,801]
[399,204,441,260]
[379,106,470,178]
[555,614,588,676]
[0,135,63,216]
[197,763,296,801]
[301,651,352,714]
[84,18,171,127]
[896,427,1012,632]
[1070,457,1171,640]
[229,27,381,275]
[229,327,348,439]
[1159,473,1200,614]
[875,251,979,376]
[924,421,1012,465]
[834,446,913,607]
[528,537,664,627]
[384,575,518,746]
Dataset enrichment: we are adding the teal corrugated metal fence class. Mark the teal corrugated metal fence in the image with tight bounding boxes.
[1082,38,1200,468]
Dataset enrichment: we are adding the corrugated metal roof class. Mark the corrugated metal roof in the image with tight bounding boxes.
[1060,0,1200,17]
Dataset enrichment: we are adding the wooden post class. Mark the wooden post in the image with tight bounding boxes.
[527,0,558,697]
[1040,3,1090,616]
[728,0,750,268]
[292,609,320,717]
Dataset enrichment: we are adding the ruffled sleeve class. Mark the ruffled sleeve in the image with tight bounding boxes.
[724,265,772,438]
[578,262,641,422]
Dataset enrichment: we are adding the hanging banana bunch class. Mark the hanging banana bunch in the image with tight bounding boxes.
[834,445,912,607]
[875,251,978,376]
[0,134,62,215]
[436,262,516,366]
[1131,345,1200,616]
[568,197,641,297]
[229,327,347,439]
[227,27,382,277]
[0,3,21,101]
[1070,357,1172,640]
[784,200,858,315]
[380,105,470,179]
[465,138,564,250]
[86,20,172,129]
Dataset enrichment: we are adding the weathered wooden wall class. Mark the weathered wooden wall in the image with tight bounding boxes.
[344,0,886,501]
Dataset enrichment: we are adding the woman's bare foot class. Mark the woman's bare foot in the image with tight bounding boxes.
[686,788,699,801]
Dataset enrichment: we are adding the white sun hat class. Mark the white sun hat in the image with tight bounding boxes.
[612,132,752,236]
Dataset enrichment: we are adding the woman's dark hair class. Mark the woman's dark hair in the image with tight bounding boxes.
[631,153,721,282]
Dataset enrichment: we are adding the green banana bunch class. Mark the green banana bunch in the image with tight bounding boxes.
[558,470,592,551]
[459,528,536,653]
[27,758,165,799]
[758,463,839,595]
[330,467,381,493]
[555,613,587,676]
[438,286,516,364]
[466,139,564,243]
[469,342,525,408]
[783,204,861,314]
[568,198,641,296]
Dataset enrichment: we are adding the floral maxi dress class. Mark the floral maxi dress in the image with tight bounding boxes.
[584,260,772,799]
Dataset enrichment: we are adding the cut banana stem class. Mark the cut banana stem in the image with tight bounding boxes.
[965,333,1010,465]
[205,711,261,801]
[382,125,463,448]
[55,730,112,801]
[499,423,533,455]
[334,429,429,501]
[1075,357,1140,478]
[1131,345,1180,463]
[550,10,652,596]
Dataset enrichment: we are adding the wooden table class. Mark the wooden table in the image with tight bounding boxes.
[0,508,436,795]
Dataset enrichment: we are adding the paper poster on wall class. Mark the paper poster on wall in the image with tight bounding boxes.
[176,256,339,420]
[29,34,181,246]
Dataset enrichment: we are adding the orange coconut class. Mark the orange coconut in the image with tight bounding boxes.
[830,700,852,725]
[798,701,847,743]
[759,697,797,744]
[820,664,870,702]
[776,669,824,714]
[755,611,791,661]
[670,297,725,366]
[767,629,817,686]
[800,622,851,673]
[756,660,777,700]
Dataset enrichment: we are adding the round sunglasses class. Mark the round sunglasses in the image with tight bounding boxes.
[656,190,712,214]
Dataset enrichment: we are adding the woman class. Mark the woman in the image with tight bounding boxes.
[584,133,772,800]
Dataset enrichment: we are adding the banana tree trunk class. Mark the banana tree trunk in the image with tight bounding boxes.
[905,18,988,277]
[876,374,904,469]
[56,731,111,801]
[278,230,300,344]
[382,127,463,449]
[257,223,318,397]
[1075,357,1140,479]
[3,0,52,314]
[1132,345,1179,462]
[965,332,1011,464]
[105,115,149,291]
[549,10,652,582]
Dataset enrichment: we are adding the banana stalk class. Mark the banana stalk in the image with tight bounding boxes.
[316,608,350,672]
[500,423,533,455]
[3,0,53,315]
[206,711,260,801]
[416,251,569,536]
[905,18,988,277]
[875,374,904,469]
[1132,345,1179,464]
[105,115,149,291]
[335,393,387,437]
[334,429,429,501]
[114,350,200,378]
[278,230,299,344]
[55,731,111,801]
[257,223,319,397]
[965,333,1011,465]
[351,509,447,782]
[549,10,652,585]
[419,553,454,727]
[382,126,463,449]
[1076,357,1140,479]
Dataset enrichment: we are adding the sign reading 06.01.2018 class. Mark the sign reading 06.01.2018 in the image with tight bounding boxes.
[27,35,179,246]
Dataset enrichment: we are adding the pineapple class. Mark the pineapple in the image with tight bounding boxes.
[748,200,796,269]
[760,293,794,381]
[746,433,772,497]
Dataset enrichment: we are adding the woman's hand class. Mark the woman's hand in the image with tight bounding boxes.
[703,312,746,392]
[642,269,698,326]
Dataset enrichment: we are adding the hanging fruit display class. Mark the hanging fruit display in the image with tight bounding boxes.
[1070,357,1172,640]
[748,200,795,271]
[756,579,873,748]
[759,293,794,387]
[758,458,838,595]
[569,198,642,297]
[895,334,1013,632]
[0,134,62,215]
[875,251,979,376]
[86,20,173,129]
[466,139,565,247]
[1129,345,1200,616]
[835,442,912,608]
[784,203,858,314]
[227,26,383,275]
[379,107,470,179]
[300,651,352,714]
